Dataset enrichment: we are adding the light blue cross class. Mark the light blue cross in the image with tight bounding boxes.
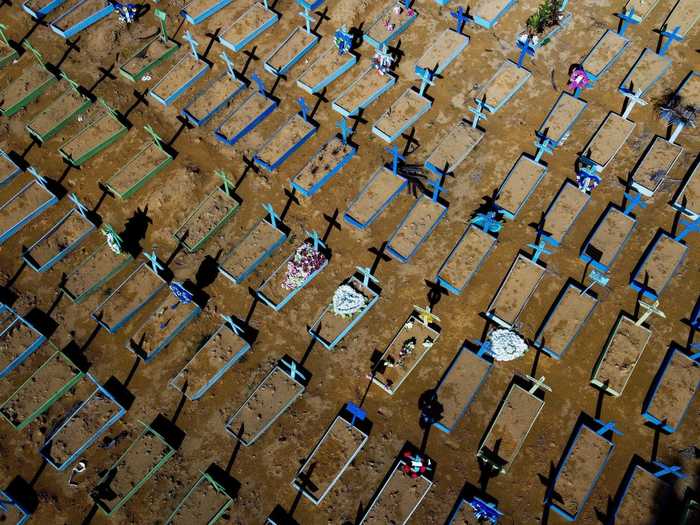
[221,314,245,336]
[616,9,638,36]
[623,191,647,216]
[450,6,468,34]
[652,460,686,480]
[594,419,623,437]
[469,98,487,129]
[68,192,89,218]
[582,268,609,296]
[298,97,309,121]
[471,212,502,234]
[528,235,554,264]
[416,66,434,97]
[262,203,281,229]
[144,250,164,274]
[534,137,554,163]
[622,88,646,119]
[428,175,445,202]
[219,50,238,81]
[386,144,405,176]
[305,229,324,251]
[27,166,50,188]
[183,30,200,60]
[280,356,306,382]
[659,25,682,56]
[675,216,700,242]
[251,72,266,96]
[299,7,314,34]
[355,266,378,288]
[337,117,350,144]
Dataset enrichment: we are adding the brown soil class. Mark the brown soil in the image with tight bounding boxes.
[129,298,198,356]
[366,3,414,44]
[28,88,88,138]
[313,280,372,344]
[646,349,700,429]
[334,67,393,113]
[298,45,354,88]
[0,153,16,178]
[676,162,699,214]
[48,391,120,466]
[480,384,543,470]
[497,156,546,215]
[439,226,496,291]
[544,181,589,243]
[0,64,53,110]
[293,136,354,193]
[425,119,483,174]
[61,113,124,161]
[415,29,467,73]
[266,28,316,73]
[632,137,682,194]
[436,348,491,429]
[106,141,170,195]
[539,93,586,141]
[256,115,315,167]
[296,416,365,500]
[218,91,274,139]
[489,255,545,326]
[220,219,284,279]
[680,71,700,108]
[185,72,242,121]
[0,499,23,522]
[0,316,40,372]
[151,54,206,101]
[388,196,443,259]
[0,180,53,234]
[553,425,612,517]
[584,113,635,167]
[170,325,248,396]
[592,316,651,396]
[623,49,669,94]
[62,242,130,300]
[120,37,178,78]
[538,285,596,356]
[26,210,93,267]
[372,315,439,393]
[185,0,226,20]
[614,465,672,525]
[227,366,303,443]
[373,88,429,139]
[478,60,530,110]
[634,233,686,295]
[94,264,164,330]
[582,30,628,78]
[53,0,106,31]
[472,0,508,21]
[176,188,238,248]
[665,0,700,36]
[625,0,658,20]
[346,167,404,225]
[362,461,431,524]
[220,3,274,45]
[585,207,635,268]
[169,477,230,525]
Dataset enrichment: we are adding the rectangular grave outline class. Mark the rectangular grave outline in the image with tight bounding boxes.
[58,111,128,167]
[385,195,447,263]
[472,0,517,29]
[424,119,484,177]
[629,230,687,301]
[495,155,548,220]
[0,489,30,525]
[363,2,418,49]
[104,141,174,200]
[672,158,700,219]
[476,59,531,114]
[0,303,47,379]
[0,178,58,245]
[436,225,497,295]
[536,92,587,147]
[181,71,247,127]
[630,136,684,197]
[580,112,636,171]
[331,67,397,117]
[0,149,21,187]
[580,29,630,83]
[0,40,19,68]
[149,54,211,107]
[49,0,115,39]
[218,2,279,53]
[119,36,181,83]
[60,242,133,303]
[253,113,318,172]
[21,0,67,19]
[26,86,92,143]
[661,0,700,38]
[618,48,672,98]
[291,135,357,197]
[0,64,57,117]
[413,29,469,77]
[625,0,661,21]
[181,0,232,25]
[542,180,591,246]
[371,87,432,143]
[343,166,407,230]
[165,471,234,524]
[608,462,672,525]
[214,90,278,146]
[515,11,572,51]
[263,26,319,77]
[296,47,358,94]
[579,204,636,272]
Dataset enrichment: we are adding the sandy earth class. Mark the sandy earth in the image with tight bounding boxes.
[0,0,699,524]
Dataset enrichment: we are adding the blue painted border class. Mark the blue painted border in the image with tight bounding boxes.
[49,1,115,39]
[254,115,318,172]
[414,29,469,77]
[181,72,246,127]
[363,3,417,49]
[495,156,547,220]
[344,167,407,229]
[579,206,636,271]
[297,50,357,94]
[214,92,278,146]
[581,29,630,84]
[181,0,233,25]
[386,196,446,262]
[0,489,31,524]
[543,180,591,246]
[149,56,210,107]
[128,302,202,363]
[436,225,497,295]
[372,88,431,143]
[0,179,58,245]
[331,68,396,117]
[0,304,46,379]
[21,0,65,19]
[291,137,357,197]
[629,231,687,301]
[218,3,279,52]
[264,27,319,77]
[0,149,21,187]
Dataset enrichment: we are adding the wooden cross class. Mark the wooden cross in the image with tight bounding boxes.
[68,192,89,218]
[144,124,164,150]
[623,191,647,216]
[220,314,244,336]
[183,30,200,60]
[675,216,700,243]
[450,6,468,34]
[305,229,324,251]
[621,88,646,119]
[659,25,682,56]
[355,266,378,288]
[524,375,551,395]
[468,98,487,129]
[251,72,266,96]
[516,35,535,68]
[262,203,281,229]
[215,169,232,196]
[143,250,164,274]
[594,419,623,437]
[652,460,686,480]
[280,356,306,382]
[616,8,638,36]
[336,117,350,144]
[219,50,238,81]
[154,8,168,42]
[413,305,440,326]
[385,144,405,176]
[635,299,665,326]
[298,97,309,121]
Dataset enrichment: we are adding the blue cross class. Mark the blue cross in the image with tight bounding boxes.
[692,305,700,331]
[416,66,435,97]
[68,192,89,218]
[27,166,50,188]
[355,266,378,288]
[516,35,535,68]
[450,6,468,35]
[616,8,638,37]
[623,191,647,216]
[428,174,445,202]
[469,98,487,129]
[251,72,266,96]
[385,144,405,176]
[144,250,164,274]
[594,419,623,437]
[183,30,200,60]
[280,356,306,382]
[688,343,700,361]
[337,117,350,144]
[334,27,353,54]
[675,216,700,243]
[221,314,245,336]
[298,97,309,121]
[471,339,492,358]
[528,235,554,264]
[468,497,503,524]
[262,203,281,229]
[652,461,686,480]
[305,229,324,251]
[471,211,502,234]
[577,166,602,193]
[346,401,366,427]
[219,50,238,81]
[659,25,682,56]
[169,281,193,304]
[534,137,554,163]
[298,7,314,34]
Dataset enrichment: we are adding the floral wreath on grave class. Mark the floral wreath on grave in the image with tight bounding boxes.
[283,241,327,290]
[521,0,565,44]
[568,66,590,92]
[401,451,431,479]
[332,284,367,317]
[489,328,529,362]
[102,226,122,255]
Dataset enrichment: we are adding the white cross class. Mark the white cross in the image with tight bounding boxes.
[635,299,665,326]
[524,375,551,395]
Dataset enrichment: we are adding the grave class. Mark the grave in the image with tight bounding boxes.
[580,29,630,84]
[218,2,279,53]
[215,80,278,146]
[181,0,232,25]
[297,37,358,94]
[149,32,210,106]
[413,29,468,77]
[291,134,357,197]
[624,0,660,21]
[542,180,590,246]
[49,0,115,39]
[263,2,321,77]
[0,47,56,117]
[21,0,67,19]
[372,88,431,143]
[0,170,58,245]
[476,60,531,114]
[580,204,636,272]
[0,149,21,187]
[446,496,503,524]
[515,3,572,51]
[536,92,587,149]
[0,304,46,379]
[254,104,318,171]
[166,470,235,524]
[629,230,687,301]
[658,0,700,54]
[344,165,406,229]
[119,9,180,82]
[0,25,18,67]
[495,155,547,220]
[332,65,397,117]
[609,462,677,525]
[630,136,683,197]
[436,222,497,294]
[619,49,671,100]
[424,118,484,178]
[470,0,516,29]
[580,112,635,172]
[364,2,417,49]
[672,159,700,219]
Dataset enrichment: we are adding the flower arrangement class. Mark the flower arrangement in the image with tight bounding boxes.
[655,90,696,128]
[332,284,367,317]
[521,0,564,42]
[282,241,327,290]
[488,329,529,361]
[568,67,590,92]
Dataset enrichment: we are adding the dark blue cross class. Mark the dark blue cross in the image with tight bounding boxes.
[468,497,503,524]
[659,25,682,56]
[170,281,193,304]
[675,216,700,242]
[337,117,350,144]
[298,97,309,121]
[251,72,266,96]
[471,339,492,358]
[616,8,638,37]
[334,27,353,54]
[594,418,623,437]
[386,144,405,176]
[346,401,366,427]
[516,35,535,68]
[428,174,445,202]
[652,460,686,480]
[450,6,468,34]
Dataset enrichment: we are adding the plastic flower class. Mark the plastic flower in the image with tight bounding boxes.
[282,241,327,290]
[568,67,590,91]
[488,329,529,361]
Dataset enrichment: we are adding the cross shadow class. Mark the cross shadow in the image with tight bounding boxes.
[245,289,259,324]
[425,279,445,309]
[225,424,244,474]
[368,242,390,275]
[88,63,116,94]
[388,39,404,70]
[170,388,188,426]
[167,116,193,148]
[120,206,152,258]
[280,188,300,222]
[80,323,102,353]
[29,460,47,488]
[54,37,81,69]
[123,355,141,388]
[202,28,220,59]
[18,20,41,44]
[401,127,419,157]
[594,386,605,419]
[322,209,341,243]
[299,337,316,367]
[289,463,316,516]
[241,46,258,77]
[312,6,330,33]
[351,108,367,131]
[123,88,149,119]
[195,249,223,289]
[310,88,326,119]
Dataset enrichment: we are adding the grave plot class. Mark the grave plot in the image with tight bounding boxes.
[149,53,210,107]
[609,463,673,525]
[630,136,683,197]
[0,26,18,67]
[264,27,318,77]
[673,159,700,219]
[542,180,590,246]
[486,253,546,329]
[619,49,671,99]
[254,113,318,172]
[580,205,636,271]
[256,235,329,311]
[424,119,483,178]
[90,261,166,333]
[660,0,700,46]
[580,30,630,83]
[181,0,232,25]
[308,269,380,350]
[0,149,21,187]
[370,311,440,394]
[359,448,434,524]
[292,404,370,504]
[93,423,176,515]
[26,82,92,143]
[297,44,358,94]
[470,0,515,29]
[642,345,700,433]
[591,314,652,396]
[49,0,115,39]
[0,349,83,430]
[433,344,493,433]
[0,489,30,525]
[331,66,397,117]
[119,36,180,83]
[104,134,173,200]
[225,357,308,446]
[40,376,126,470]
[0,175,58,245]
[580,113,635,172]
[372,88,431,143]
[414,29,468,77]
[166,471,235,524]
[494,155,547,220]
[344,166,406,229]
[127,285,202,363]
[476,60,531,114]
[629,231,687,301]
[218,2,279,53]
[218,212,288,285]
[624,0,660,21]
[181,70,246,126]
[169,317,251,400]
[547,419,617,521]
[676,71,699,110]
[536,92,587,148]
[58,105,128,167]
[0,63,56,117]
[386,192,446,263]
[214,89,278,146]
[364,2,417,49]
[477,376,548,474]
[534,283,598,360]
[0,306,46,380]
[436,225,497,294]
[291,135,356,197]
